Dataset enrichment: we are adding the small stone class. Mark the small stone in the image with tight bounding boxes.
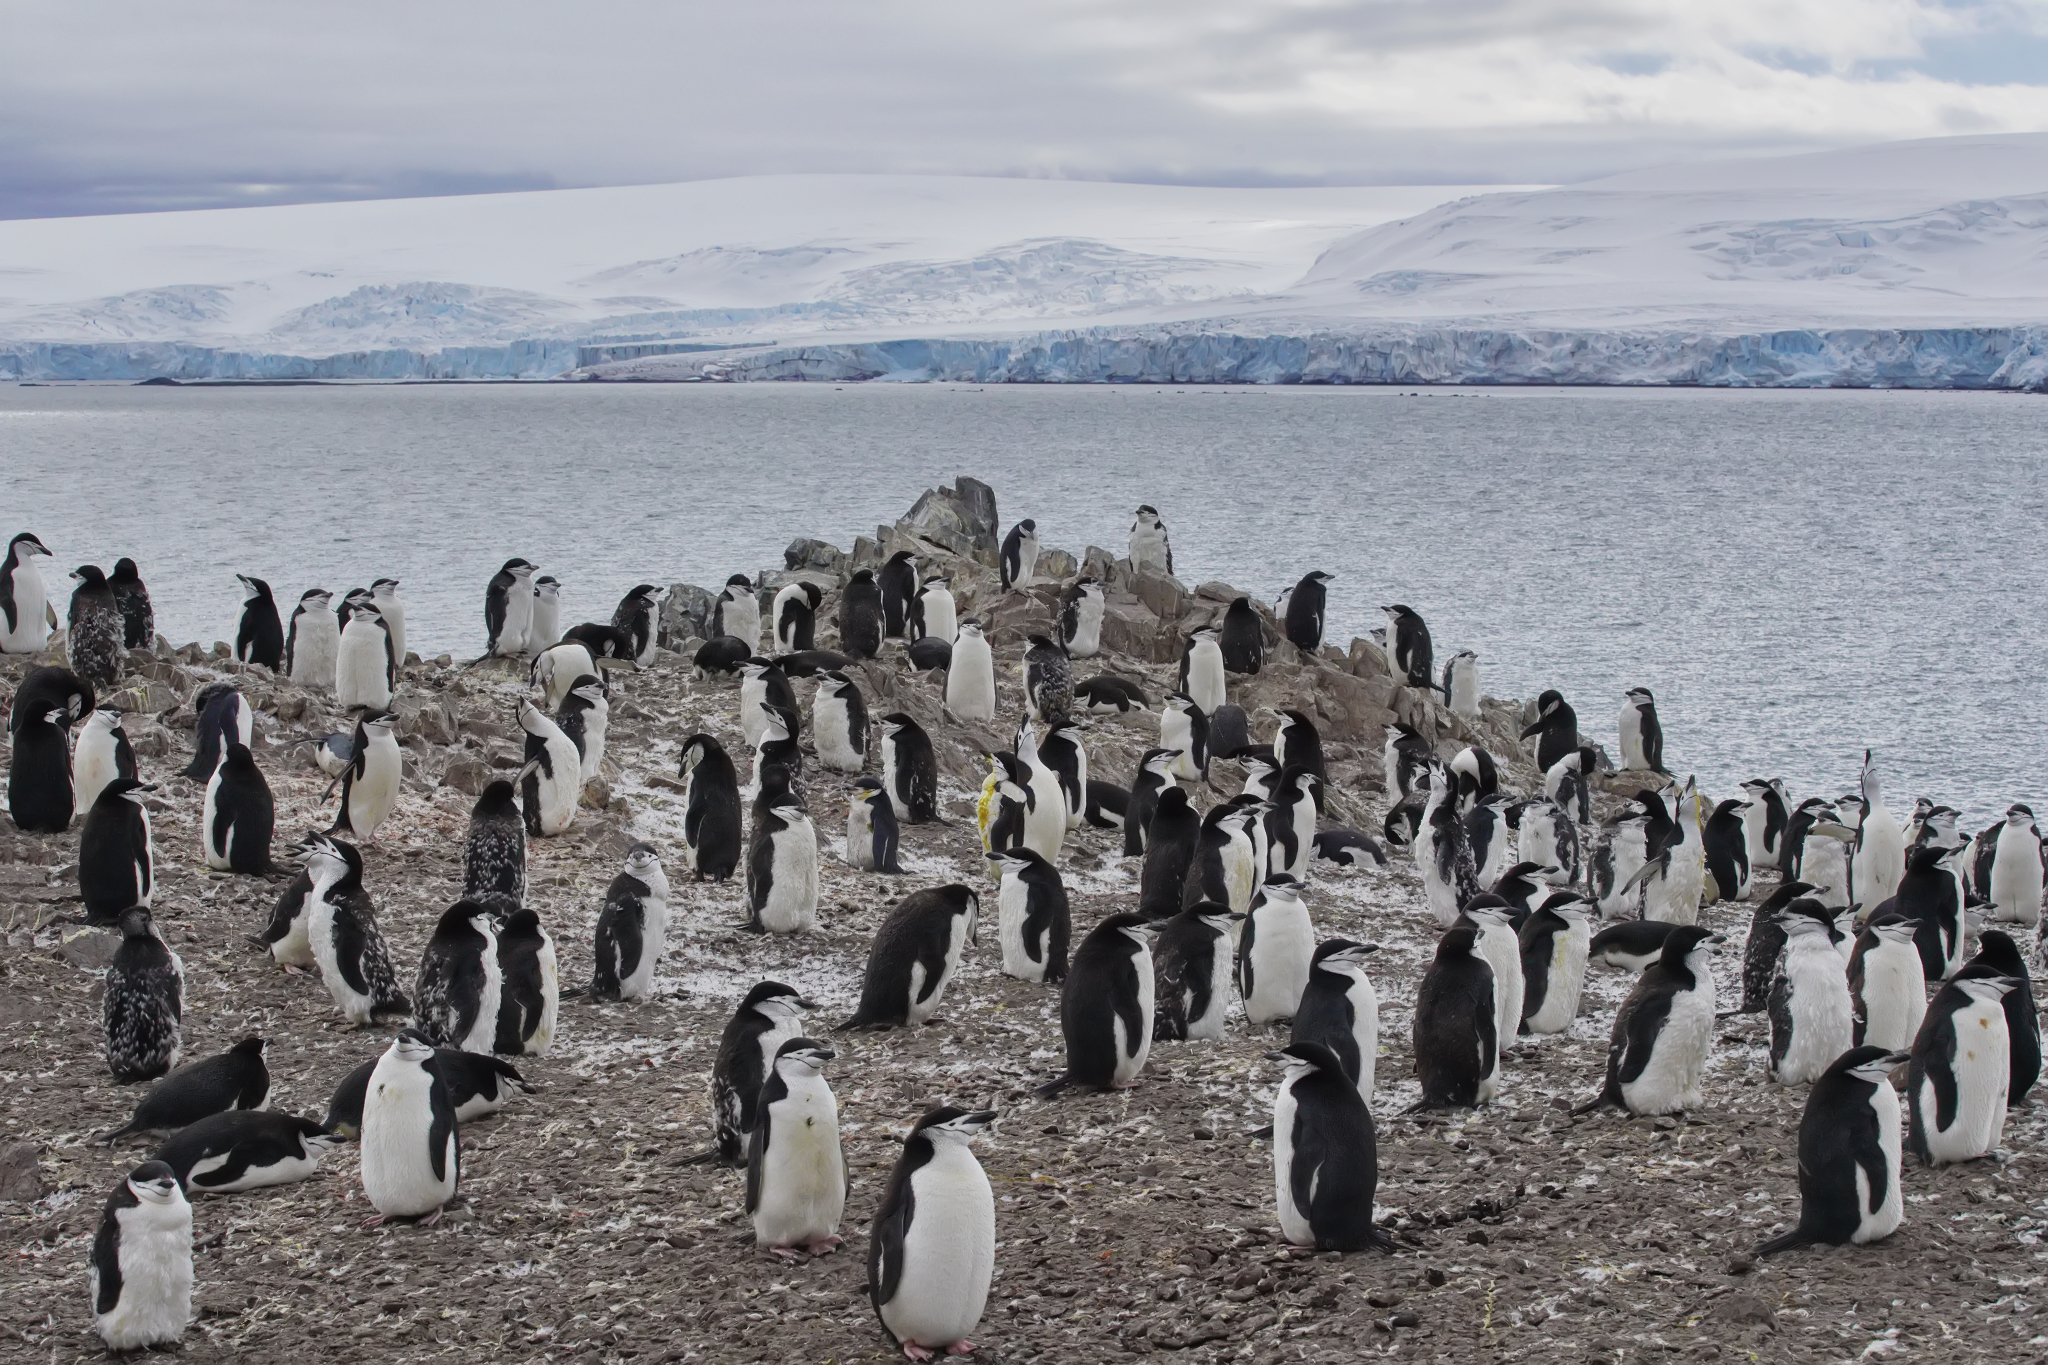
[1425,1267,1447,1287]
[1724,1255,1757,1277]
[440,758,491,794]
[1710,1292,1775,1328]
[0,1141,44,1201]
[1389,1309,1420,1329]
[1465,1228,1490,1246]
[1366,1289,1404,1309]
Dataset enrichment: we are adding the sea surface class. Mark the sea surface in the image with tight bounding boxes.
[4,381,2043,817]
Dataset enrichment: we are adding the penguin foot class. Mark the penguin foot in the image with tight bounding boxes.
[419,1208,445,1228]
[360,1214,389,1229]
[945,1342,976,1357]
[902,1348,937,1362]
[805,1236,843,1255]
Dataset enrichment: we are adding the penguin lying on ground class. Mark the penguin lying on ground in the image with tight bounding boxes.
[101,1037,269,1143]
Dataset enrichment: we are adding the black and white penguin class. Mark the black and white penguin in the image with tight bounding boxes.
[326,1049,533,1137]
[836,568,884,659]
[1075,673,1150,715]
[1618,686,1666,773]
[1740,778,1792,871]
[285,588,339,690]
[1038,913,1159,1094]
[1216,596,1264,675]
[493,908,557,1056]
[747,700,804,800]
[1544,744,1600,825]
[772,580,823,652]
[1034,720,1088,833]
[256,862,315,971]
[1753,1045,1908,1257]
[909,575,956,645]
[591,843,671,1002]
[1283,570,1333,652]
[1381,604,1433,689]
[1853,749,1906,911]
[484,558,537,657]
[699,981,817,1167]
[1908,971,2019,1166]
[713,574,762,650]
[367,578,407,665]
[693,635,754,678]
[1313,828,1388,869]
[877,549,919,639]
[9,702,75,833]
[462,779,526,913]
[1519,690,1579,774]
[1413,922,1498,1108]
[814,670,868,774]
[1986,804,2044,927]
[109,558,153,650]
[0,530,54,654]
[1059,577,1105,658]
[1966,930,2040,1106]
[1734,879,1820,1012]
[1270,1042,1393,1252]
[183,682,251,781]
[1418,774,1481,928]
[1205,703,1251,761]
[530,572,564,648]
[988,847,1069,984]
[1159,691,1210,782]
[1702,797,1751,902]
[66,565,125,689]
[838,885,980,1030]
[202,742,275,873]
[1381,721,1432,802]
[1152,902,1240,1041]
[999,517,1039,589]
[1178,625,1226,715]
[612,583,667,667]
[1181,802,1253,910]
[153,1110,341,1194]
[1442,649,1480,720]
[299,834,411,1026]
[1588,919,1682,973]
[1138,786,1203,919]
[976,752,1032,865]
[1769,906,1854,1086]
[1448,745,1499,816]
[414,901,503,1053]
[556,673,610,783]
[776,647,856,677]
[102,1036,270,1143]
[1888,842,1966,983]
[1123,747,1180,857]
[1084,778,1128,830]
[233,575,284,669]
[1024,632,1074,725]
[105,908,183,1083]
[1519,899,1592,1035]
[1459,897,1526,1050]
[1127,504,1172,573]
[516,698,581,837]
[933,618,991,722]
[360,1029,461,1224]
[748,1039,847,1256]
[89,1161,192,1350]
[1240,877,1316,1025]
[1264,767,1320,883]
[868,1107,997,1358]
[846,777,904,874]
[1515,797,1579,886]
[335,600,395,710]
[1577,926,1722,1116]
[1589,798,1655,921]
[1273,709,1326,808]
[331,709,401,843]
[1291,939,1380,1097]
[747,793,820,934]
[678,733,744,880]
[878,713,939,823]
[1849,914,1928,1051]
[12,662,94,734]
[559,621,637,666]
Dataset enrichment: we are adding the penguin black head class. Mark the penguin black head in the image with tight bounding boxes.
[111,557,141,583]
[725,573,752,588]
[1625,686,1655,704]
[1154,786,1192,817]
[1267,1040,1345,1074]
[742,980,817,1016]
[501,558,536,575]
[237,574,274,603]
[1027,632,1067,656]
[125,1161,183,1204]
[1658,925,1723,964]
[298,587,333,607]
[1971,930,2029,977]
[231,1036,267,1059]
[434,899,495,936]
[1311,938,1379,970]
[391,1029,438,1063]
[70,564,108,588]
[117,906,156,939]
[799,582,823,609]
[852,775,884,795]
[1835,1045,1910,1086]
[2007,803,2035,822]
[1017,519,1036,533]
[101,777,154,807]
[9,532,51,559]
[220,742,259,775]
[774,1037,835,1072]
[623,842,662,879]
[473,779,521,818]
[910,1107,996,1142]
[847,568,875,585]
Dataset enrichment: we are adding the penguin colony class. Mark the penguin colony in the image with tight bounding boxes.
[4,484,2045,1360]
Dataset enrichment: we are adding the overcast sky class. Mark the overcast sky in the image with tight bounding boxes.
[6,0,2048,219]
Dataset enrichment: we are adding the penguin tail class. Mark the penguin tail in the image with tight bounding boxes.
[1570,1086,1622,1117]
[97,1121,144,1145]
[1033,1074,1073,1099]
[676,1147,722,1166]
[1359,1224,1398,1254]
[1752,1227,1813,1258]
[1247,1123,1275,1140]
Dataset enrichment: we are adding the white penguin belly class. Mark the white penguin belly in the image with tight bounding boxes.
[721,596,760,650]
[335,625,392,710]
[1596,827,1648,920]
[349,739,402,839]
[1185,649,1225,715]
[577,711,608,783]
[1448,669,1480,719]
[1772,948,1853,1085]
[362,1068,456,1217]
[919,591,956,644]
[1348,976,1380,1098]
[1479,925,1525,1046]
[1243,906,1314,1024]
[845,802,876,870]
[761,823,819,933]
[945,642,995,721]
[1112,953,1156,1084]
[1622,972,1716,1114]
[526,938,560,1054]
[270,903,315,968]
[1271,1083,1312,1247]
[1855,814,1905,909]
[1859,945,1925,1051]
[815,702,860,772]
[996,875,1044,981]
[618,900,665,1000]
[1990,836,2044,925]
[1924,1003,2011,1163]
[308,897,376,1024]
[1066,598,1101,658]
[753,1081,845,1247]
[1022,770,1065,865]
[292,620,339,690]
[906,917,970,1026]
[1855,1082,1905,1243]
[74,735,119,816]
[1800,842,1850,908]
[1618,707,1645,770]
[1161,713,1202,782]
[882,1148,994,1350]
[534,734,581,835]
[1525,931,1587,1034]
[95,1203,192,1349]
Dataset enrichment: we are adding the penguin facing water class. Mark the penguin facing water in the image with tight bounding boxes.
[1024,633,1074,725]
[1270,1042,1393,1253]
[185,682,251,781]
[1754,1046,1908,1257]
[839,569,883,659]
[493,908,557,1056]
[773,580,822,652]
[10,703,75,833]
[1854,749,1906,912]
[1219,596,1264,674]
[837,885,979,1030]
[612,583,666,667]
[1283,570,1333,652]
[1000,518,1039,589]
[989,847,1068,984]
[868,1107,997,1359]
[0,531,54,654]
[1039,913,1158,1094]
[517,700,581,837]
[1060,578,1104,658]
[945,621,996,722]
[877,549,918,638]
[484,558,537,657]
[1702,797,1750,902]
[89,1161,192,1351]
[234,576,284,669]
[1383,604,1433,689]
[1740,778,1792,872]
[285,589,339,690]
[67,565,125,689]
[202,743,275,873]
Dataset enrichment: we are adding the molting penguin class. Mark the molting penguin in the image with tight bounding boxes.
[462,779,526,912]
[714,574,761,649]
[1442,650,1481,720]
[1218,596,1264,675]
[1966,930,2040,1106]
[359,1030,460,1224]
[700,982,817,1167]
[1849,915,1928,1051]
[612,583,666,667]
[492,908,557,1056]
[1576,926,1722,1116]
[1023,632,1074,725]
[989,847,1069,984]
[1038,913,1158,1095]
[102,1037,270,1144]
[1413,922,1498,1108]
[331,710,401,843]
[110,557,154,651]
[1159,691,1210,782]
[1270,1042,1393,1253]
[234,575,284,669]
[678,734,743,881]
[1618,686,1665,773]
[1702,797,1751,902]
[1519,898,1592,1035]
[1128,504,1172,574]
[1419,773,1481,928]
[1854,749,1906,912]
[878,713,938,824]
[0,531,54,653]
[151,1110,340,1194]
[334,600,395,710]
[999,517,1039,589]
[837,885,980,1030]
[846,777,904,873]
[1908,971,2018,1166]
[1138,786,1203,920]
[202,742,275,873]
[1383,721,1432,802]
[747,793,820,934]
[9,703,75,833]
[89,1161,192,1351]
[1382,604,1433,689]
[285,589,339,690]
[1291,940,1380,1098]
[300,834,411,1026]
[1986,804,2044,927]
[1769,906,1855,1086]
[105,908,183,1083]
[836,569,883,660]
[67,565,125,689]
[413,901,503,1053]
[814,671,868,774]
[909,575,956,644]
[1178,626,1226,715]
[1152,902,1239,1041]
[516,699,581,837]
[1520,690,1579,774]
[484,558,537,657]
[1753,1046,1908,1257]
[1735,880,1822,1013]
[1545,745,1599,825]
[748,1039,847,1256]
[1240,877,1317,1025]
[944,620,996,723]
[868,1107,997,1359]
[1517,797,1580,886]
[877,549,919,638]
[184,682,251,781]
[369,578,408,665]
[1283,570,1333,652]
[772,580,823,652]
[1059,577,1104,658]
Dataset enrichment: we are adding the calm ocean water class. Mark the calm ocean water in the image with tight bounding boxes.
[4,381,2043,813]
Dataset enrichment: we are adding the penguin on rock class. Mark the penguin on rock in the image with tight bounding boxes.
[1151,902,1240,1041]
[612,583,666,667]
[877,550,918,638]
[369,578,408,665]
[1382,604,1433,689]
[413,901,503,1053]
[300,834,411,1026]
[1442,650,1480,720]
[746,790,820,935]
[359,1030,461,1225]
[1283,570,1333,653]
[837,885,979,1030]
[234,575,284,669]
[0,531,55,653]
[10,703,75,833]
[492,908,557,1056]
[679,734,744,880]
[462,779,526,914]
[714,574,761,650]
[335,600,395,710]
[1128,504,1172,574]
[331,710,401,843]
[484,558,537,657]
[1274,709,1326,810]
[813,671,868,774]
[1178,625,1226,715]
[988,847,1069,984]
[944,621,996,723]
[67,565,125,689]
[1702,797,1751,902]
[1413,921,1498,1109]
[868,1107,997,1360]
[517,699,581,837]
[184,682,251,781]
[1000,518,1039,590]
[1270,1042,1393,1253]
[846,777,904,874]
[698,982,817,1168]
[1159,692,1210,782]
[285,589,339,690]
[1383,722,1433,802]
[101,1037,270,1144]
[1577,926,1722,1116]
[1291,940,1380,1098]
[109,557,154,650]
[772,580,822,652]
[1038,913,1159,1095]
[1219,596,1264,674]
[1618,687,1666,773]
[89,1161,192,1351]
[105,908,183,1083]
[202,742,275,873]
[879,713,938,824]
[1520,690,1579,774]
[748,1039,847,1257]
[1754,1046,1908,1257]
[1024,633,1074,725]
[1059,577,1104,658]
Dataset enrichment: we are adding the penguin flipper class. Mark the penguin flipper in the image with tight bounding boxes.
[1033,1074,1072,1099]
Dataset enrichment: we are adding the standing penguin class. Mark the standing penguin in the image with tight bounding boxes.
[1023,633,1074,725]
[678,734,744,881]
[1740,778,1792,872]
[737,658,797,749]
[1038,914,1158,1094]
[838,885,980,1030]
[360,1030,460,1224]
[1419,777,1481,928]
[1618,687,1666,773]
[772,580,823,652]
[1152,902,1240,1041]
[1702,797,1751,902]
[105,908,183,1083]
[1849,915,1928,1051]
[1240,878,1317,1025]
[910,575,957,645]
[977,752,1033,865]
[1178,626,1226,716]
[1854,750,1906,911]
[1442,650,1481,720]
[988,848,1069,984]
[1519,690,1579,774]
[846,778,904,874]
[557,675,610,782]
[1123,747,1180,857]
[285,589,339,689]
[714,574,761,650]
[1012,719,1067,865]
[945,620,996,723]
[1986,804,2044,927]
[182,683,250,783]
[300,834,411,1026]
[1516,798,1580,887]
[73,706,136,817]
[367,578,408,665]
[879,713,939,824]
[1754,1046,1908,1257]
[1519,898,1592,1035]
[1291,940,1380,1098]
[1769,907,1855,1086]
[413,902,503,1054]
[1966,930,2040,1106]
[1035,721,1088,833]
[9,703,75,832]
[1217,596,1264,675]
[1059,578,1104,658]
[1264,767,1320,883]
[1733,879,1821,1013]
[1159,692,1210,782]
[1138,786,1203,919]
[331,710,401,843]
[868,1107,997,1359]
[747,794,820,934]
[1461,898,1526,1051]
[1274,710,1326,811]
[79,778,155,924]
[612,583,666,667]
[516,699,581,837]
[701,982,817,1167]
[814,671,868,774]
[335,601,395,710]
[109,558,153,650]
[1908,972,2019,1166]
[1181,802,1252,910]
[234,575,284,669]
[1891,842,1967,982]
[838,569,884,659]
[877,550,919,638]
[1128,505,1172,574]
[67,565,125,689]
[748,1039,847,1256]
[89,1161,192,1351]
[1000,518,1039,590]
[590,842,670,1001]
[1270,1042,1393,1253]
[484,558,537,657]
[1283,570,1333,652]
[202,743,275,873]
[1413,922,1499,1108]
[528,575,561,648]
[1382,604,1433,689]
[0,531,54,653]
[492,908,557,1056]
[462,779,526,913]
[1576,926,1722,1116]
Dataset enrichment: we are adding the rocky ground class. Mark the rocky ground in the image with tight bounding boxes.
[5,482,2048,1365]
